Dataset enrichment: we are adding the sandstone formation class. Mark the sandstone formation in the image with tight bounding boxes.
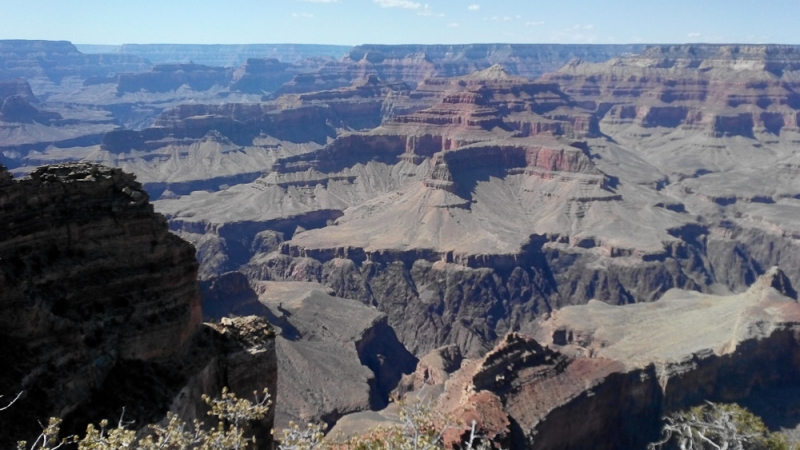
[277,44,648,95]
[0,163,276,447]
[346,44,647,80]
[156,66,694,358]
[250,281,416,431]
[5,45,800,444]
[74,75,433,201]
[0,40,149,92]
[113,63,234,94]
[0,79,35,102]
[230,58,295,95]
[0,78,119,171]
[108,43,352,66]
[0,94,61,124]
[0,42,660,179]
[426,268,800,449]
[152,46,800,363]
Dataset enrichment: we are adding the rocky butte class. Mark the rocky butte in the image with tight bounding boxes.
[360,267,800,449]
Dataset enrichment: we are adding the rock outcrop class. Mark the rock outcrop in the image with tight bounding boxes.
[159,66,706,357]
[84,76,433,199]
[0,94,62,124]
[0,79,35,102]
[209,280,416,431]
[432,268,800,449]
[0,40,149,86]
[277,44,648,94]
[171,47,800,360]
[114,63,234,94]
[543,44,800,139]
[0,163,276,447]
[111,43,352,66]
[230,58,295,94]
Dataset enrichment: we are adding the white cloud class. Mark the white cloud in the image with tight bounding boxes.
[467,4,480,10]
[447,22,459,27]
[549,26,599,43]
[291,12,314,18]
[374,0,421,9]
[417,4,444,16]
[687,32,702,37]
[525,21,545,26]
[486,15,513,22]
[565,24,594,31]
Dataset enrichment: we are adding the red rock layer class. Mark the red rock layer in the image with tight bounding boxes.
[543,44,800,137]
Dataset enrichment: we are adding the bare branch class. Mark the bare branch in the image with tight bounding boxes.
[0,391,23,411]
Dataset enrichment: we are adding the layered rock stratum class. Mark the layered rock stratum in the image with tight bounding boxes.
[152,45,800,361]
[425,268,800,449]
[0,41,655,172]
[254,281,416,430]
[88,43,353,66]
[4,42,800,447]
[0,163,276,447]
[199,273,417,432]
[0,40,149,90]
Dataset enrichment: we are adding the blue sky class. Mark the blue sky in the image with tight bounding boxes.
[1,0,798,45]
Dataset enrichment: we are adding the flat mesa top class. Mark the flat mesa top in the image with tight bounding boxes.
[535,268,800,368]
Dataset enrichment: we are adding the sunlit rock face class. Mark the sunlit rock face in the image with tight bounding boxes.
[430,268,800,449]
[159,46,800,362]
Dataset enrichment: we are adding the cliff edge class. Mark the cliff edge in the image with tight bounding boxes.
[0,163,276,447]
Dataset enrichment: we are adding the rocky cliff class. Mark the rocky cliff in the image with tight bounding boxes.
[0,79,35,102]
[0,40,149,87]
[346,44,647,80]
[0,163,276,446]
[82,75,434,200]
[111,43,352,66]
[425,268,800,449]
[0,78,114,161]
[113,63,234,94]
[156,66,696,358]
[154,46,800,364]
[0,43,659,177]
[543,44,800,139]
[252,281,416,430]
[275,44,647,95]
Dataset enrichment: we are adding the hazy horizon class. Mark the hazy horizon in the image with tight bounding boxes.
[2,0,798,46]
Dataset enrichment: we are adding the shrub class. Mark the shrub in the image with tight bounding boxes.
[16,388,271,450]
[648,402,793,450]
[11,388,504,450]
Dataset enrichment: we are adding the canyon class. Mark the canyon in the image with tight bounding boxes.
[2,39,800,449]
[157,45,800,360]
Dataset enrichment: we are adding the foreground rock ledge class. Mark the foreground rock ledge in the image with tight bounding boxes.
[422,267,800,449]
[0,163,276,447]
